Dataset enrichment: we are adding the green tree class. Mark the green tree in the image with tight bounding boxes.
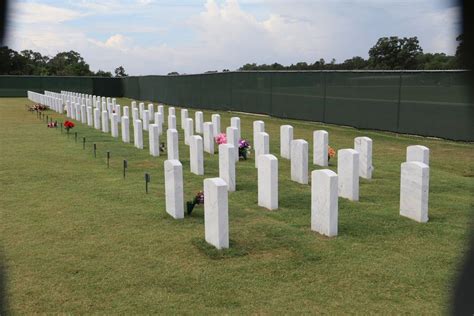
[47,51,93,76]
[0,46,27,75]
[455,34,466,68]
[368,36,423,69]
[114,66,128,77]
[20,50,49,75]
[95,70,113,77]
[341,56,369,70]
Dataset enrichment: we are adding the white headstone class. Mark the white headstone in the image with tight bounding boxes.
[203,122,215,154]
[195,111,204,134]
[148,104,154,119]
[219,144,235,192]
[255,132,269,168]
[258,154,278,210]
[212,114,221,136]
[400,161,429,223]
[164,160,184,219]
[143,110,150,131]
[168,115,176,130]
[204,178,229,249]
[123,106,129,118]
[230,117,241,141]
[253,121,265,152]
[149,124,160,157]
[111,113,119,138]
[157,105,164,116]
[139,102,144,119]
[291,139,308,184]
[101,110,109,133]
[87,106,93,126]
[313,130,328,167]
[181,109,188,130]
[169,107,175,117]
[354,136,373,179]
[115,104,121,118]
[132,107,139,123]
[134,120,143,149]
[226,126,239,162]
[337,149,359,201]
[167,129,179,160]
[185,118,194,145]
[407,145,429,165]
[280,125,293,159]
[94,108,101,129]
[81,104,87,124]
[190,135,204,175]
[154,112,163,135]
[121,116,130,143]
[311,169,338,237]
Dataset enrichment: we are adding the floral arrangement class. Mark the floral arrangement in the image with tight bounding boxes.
[239,139,251,160]
[64,120,75,133]
[186,191,204,215]
[215,133,227,145]
[47,121,57,128]
[328,146,336,161]
[28,104,49,112]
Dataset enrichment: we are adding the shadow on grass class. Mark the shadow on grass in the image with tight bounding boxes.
[191,238,248,260]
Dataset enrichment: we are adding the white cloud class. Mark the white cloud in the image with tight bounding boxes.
[10,2,85,23]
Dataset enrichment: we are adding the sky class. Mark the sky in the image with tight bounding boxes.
[5,0,462,75]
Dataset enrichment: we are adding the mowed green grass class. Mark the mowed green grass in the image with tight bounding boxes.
[0,97,473,314]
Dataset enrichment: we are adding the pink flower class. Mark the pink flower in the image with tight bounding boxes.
[215,133,227,145]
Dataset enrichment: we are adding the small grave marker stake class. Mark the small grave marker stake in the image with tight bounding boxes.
[83,137,86,149]
[74,132,78,142]
[145,173,150,194]
[93,143,97,158]
[123,160,128,179]
[107,151,110,168]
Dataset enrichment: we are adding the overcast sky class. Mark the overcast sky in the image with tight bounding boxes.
[6,0,461,75]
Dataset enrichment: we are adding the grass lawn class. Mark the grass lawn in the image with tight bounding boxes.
[0,97,473,314]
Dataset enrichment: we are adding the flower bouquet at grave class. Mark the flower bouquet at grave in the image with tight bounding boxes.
[215,133,227,145]
[64,120,75,133]
[186,191,204,215]
[47,121,57,128]
[238,139,251,160]
[28,104,49,112]
[328,146,336,161]
[159,142,166,153]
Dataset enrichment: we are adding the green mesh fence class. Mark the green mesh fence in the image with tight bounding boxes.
[1,72,472,140]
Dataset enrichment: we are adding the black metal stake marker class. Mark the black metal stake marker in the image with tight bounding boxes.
[55,120,58,129]
[60,122,63,133]
[46,115,48,122]
[145,173,150,194]
[123,160,127,179]
[83,137,86,149]
[93,143,97,158]
[107,151,110,168]
[74,132,78,142]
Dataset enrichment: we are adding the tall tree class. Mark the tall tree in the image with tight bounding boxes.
[368,36,423,69]
[47,51,93,76]
[114,66,128,77]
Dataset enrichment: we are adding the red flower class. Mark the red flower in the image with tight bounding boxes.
[64,120,75,130]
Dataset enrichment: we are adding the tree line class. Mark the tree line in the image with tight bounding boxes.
[1,35,467,76]
[0,47,128,77]
[238,36,466,71]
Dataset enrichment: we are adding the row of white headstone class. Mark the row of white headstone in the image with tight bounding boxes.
[30,90,431,249]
